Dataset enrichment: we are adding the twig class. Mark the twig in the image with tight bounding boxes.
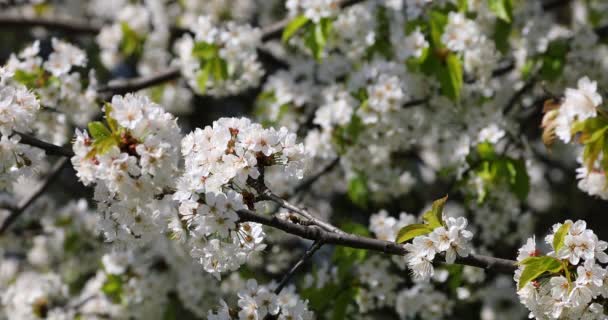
[96,67,181,96]
[259,190,346,235]
[0,14,101,34]
[293,157,340,194]
[13,132,75,157]
[274,241,324,294]
[0,158,69,235]
[503,74,538,116]
[236,208,517,273]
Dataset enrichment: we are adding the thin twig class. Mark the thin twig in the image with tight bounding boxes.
[0,158,69,235]
[293,158,340,194]
[236,208,517,273]
[260,190,346,235]
[96,67,181,96]
[0,14,101,34]
[274,241,324,294]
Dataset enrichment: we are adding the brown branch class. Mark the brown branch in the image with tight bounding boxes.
[236,208,517,273]
[96,67,181,96]
[0,14,100,34]
[13,132,75,157]
[0,158,69,235]
[259,190,345,235]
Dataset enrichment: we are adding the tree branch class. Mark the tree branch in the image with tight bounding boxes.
[96,67,181,96]
[293,157,340,194]
[258,190,345,235]
[12,132,75,157]
[274,241,324,294]
[0,158,70,235]
[236,208,517,273]
[0,14,101,34]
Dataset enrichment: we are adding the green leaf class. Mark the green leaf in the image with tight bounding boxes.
[120,22,144,57]
[539,40,569,81]
[518,256,563,290]
[304,18,332,61]
[195,63,212,94]
[429,10,448,48]
[211,57,229,81]
[102,274,123,303]
[396,224,434,243]
[488,0,513,22]
[13,69,41,88]
[422,195,448,229]
[192,42,218,60]
[477,142,496,160]
[282,15,310,42]
[332,287,358,320]
[506,159,530,201]
[104,103,119,133]
[88,122,112,140]
[347,172,369,209]
[553,222,571,252]
[440,53,463,101]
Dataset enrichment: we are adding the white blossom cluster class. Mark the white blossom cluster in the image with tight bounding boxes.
[286,0,340,22]
[515,220,608,319]
[208,279,314,320]
[3,39,97,127]
[369,209,416,242]
[441,12,499,82]
[0,68,44,190]
[71,93,181,246]
[404,217,474,281]
[542,77,608,199]
[173,117,307,277]
[175,15,264,96]
[2,272,69,319]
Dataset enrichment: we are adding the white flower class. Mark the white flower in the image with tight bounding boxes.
[561,77,602,122]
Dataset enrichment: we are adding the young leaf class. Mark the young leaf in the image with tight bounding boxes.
[422,195,448,229]
[282,15,310,42]
[104,103,119,133]
[88,122,112,140]
[192,42,218,60]
[347,173,369,209]
[102,274,123,303]
[443,53,463,101]
[396,224,434,243]
[517,256,563,290]
[488,0,513,23]
[211,57,229,81]
[505,158,530,201]
[553,221,571,252]
[196,63,212,94]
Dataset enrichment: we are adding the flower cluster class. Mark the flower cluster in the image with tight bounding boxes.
[173,117,307,276]
[2,272,69,319]
[441,12,499,82]
[404,217,474,281]
[3,39,97,126]
[542,77,608,199]
[71,93,181,245]
[0,67,40,136]
[515,220,608,319]
[208,279,314,320]
[286,0,340,23]
[369,209,416,242]
[175,15,264,96]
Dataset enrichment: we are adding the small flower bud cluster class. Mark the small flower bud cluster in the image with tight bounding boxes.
[515,220,608,319]
[175,15,264,96]
[404,217,474,281]
[71,93,181,245]
[208,279,314,320]
[174,117,307,277]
